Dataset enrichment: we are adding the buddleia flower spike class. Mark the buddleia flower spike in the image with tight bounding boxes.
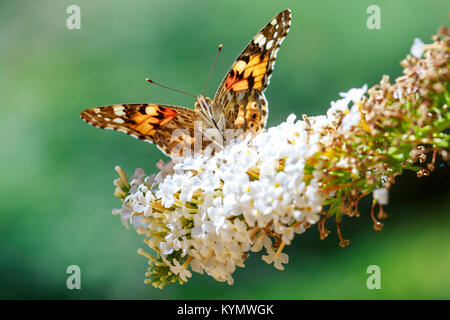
[111,28,449,288]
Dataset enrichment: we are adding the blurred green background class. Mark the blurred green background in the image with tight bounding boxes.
[0,0,449,299]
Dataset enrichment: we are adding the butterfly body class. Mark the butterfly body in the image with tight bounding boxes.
[81,9,291,157]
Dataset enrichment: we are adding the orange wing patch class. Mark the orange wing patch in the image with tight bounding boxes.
[126,105,178,136]
[225,54,270,91]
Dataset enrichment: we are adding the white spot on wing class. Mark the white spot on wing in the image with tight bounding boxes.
[113,106,125,116]
[254,33,264,45]
[145,106,155,114]
[258,36,266,47]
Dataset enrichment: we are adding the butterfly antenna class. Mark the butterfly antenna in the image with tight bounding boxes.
[145,78,196,98]
[202,44,223,95]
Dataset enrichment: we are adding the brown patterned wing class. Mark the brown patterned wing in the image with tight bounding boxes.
[80,104,199,157]
[213,9,291,133]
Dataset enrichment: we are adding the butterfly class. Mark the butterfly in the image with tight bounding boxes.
[81,9,291,157]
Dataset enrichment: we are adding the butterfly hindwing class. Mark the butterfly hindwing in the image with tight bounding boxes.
[221,90,268,133]
[80,104,198,156]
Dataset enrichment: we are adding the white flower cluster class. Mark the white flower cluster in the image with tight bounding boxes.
[114,86,368,286]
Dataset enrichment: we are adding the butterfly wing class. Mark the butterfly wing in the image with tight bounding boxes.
[213,9,291,133]
[80,104,199,157]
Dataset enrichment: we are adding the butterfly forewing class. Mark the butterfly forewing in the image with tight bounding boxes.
[213,9,291,134]
[80,104,198,156]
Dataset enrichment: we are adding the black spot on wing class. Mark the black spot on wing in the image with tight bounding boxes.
[138,105,147,114]
[247,73,255,90]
